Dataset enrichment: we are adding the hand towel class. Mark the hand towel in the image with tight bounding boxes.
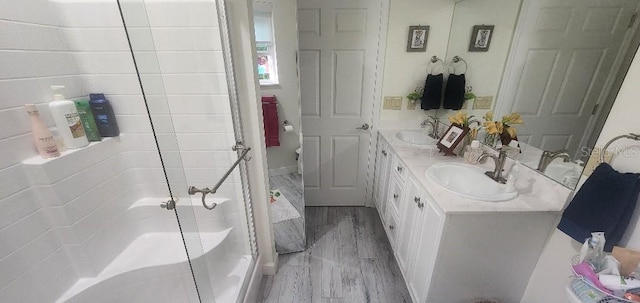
[443,73,466,110]
[558,163,640,251]
[421,73,443,110]
[261,96,280,147]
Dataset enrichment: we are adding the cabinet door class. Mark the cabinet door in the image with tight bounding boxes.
[408,197,444,303]
[375,139,391,220]
[395,176,422,273]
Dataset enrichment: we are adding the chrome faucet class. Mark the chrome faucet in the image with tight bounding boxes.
[537,150,571,172]
[420,116,440,139]
[477,148,508,184]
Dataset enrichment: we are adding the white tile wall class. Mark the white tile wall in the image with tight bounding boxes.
[0,0,248,301]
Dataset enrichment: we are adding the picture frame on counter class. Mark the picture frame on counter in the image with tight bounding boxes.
[437,124,469,156]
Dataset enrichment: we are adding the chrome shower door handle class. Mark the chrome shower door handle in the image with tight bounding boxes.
[356,123,370,130]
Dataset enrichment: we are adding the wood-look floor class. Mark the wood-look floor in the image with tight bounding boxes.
[257,207,412,303]
[269,173,306,253]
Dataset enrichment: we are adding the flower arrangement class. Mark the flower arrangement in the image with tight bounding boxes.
[406,86,423,104]
[448,111,480,128]
[481,111,523,146]
[448,111,480,146]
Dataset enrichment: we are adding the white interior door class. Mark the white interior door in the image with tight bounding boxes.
[298,0,382,205]
[498,0,638,156]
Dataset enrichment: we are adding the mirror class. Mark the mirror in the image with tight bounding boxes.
[254,0,306,253]
[446,0,640,189]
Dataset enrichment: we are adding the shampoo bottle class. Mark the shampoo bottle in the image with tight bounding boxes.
[25,104,61,158]
[74,99,101,141]
[89,93,119,137]
[49,85,89,149]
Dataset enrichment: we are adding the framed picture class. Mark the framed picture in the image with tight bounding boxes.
[437,124,470,156]
[468,25,494,52]
[406,25,429,52]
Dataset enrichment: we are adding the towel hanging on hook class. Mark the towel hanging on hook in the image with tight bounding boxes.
[421,55,444,110]
[443,56,467,110]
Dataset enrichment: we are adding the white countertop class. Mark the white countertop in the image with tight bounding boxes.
[379,129,573,214]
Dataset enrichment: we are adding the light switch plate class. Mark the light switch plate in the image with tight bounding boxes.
[383,96,403,110]
[473,96,493,110]
[583,147,613,177]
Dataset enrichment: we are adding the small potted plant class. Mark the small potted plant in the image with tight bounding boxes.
[464,86,476,102]
[406,86,423,104]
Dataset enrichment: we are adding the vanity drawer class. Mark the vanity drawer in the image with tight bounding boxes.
[387,177,404,218]
[384,207,399,247]
[391,156,407,184]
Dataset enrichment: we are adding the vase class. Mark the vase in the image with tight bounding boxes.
[484,134,498,148]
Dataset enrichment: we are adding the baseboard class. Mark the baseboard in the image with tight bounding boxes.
[268,166,298,176]
[261,254,279,275]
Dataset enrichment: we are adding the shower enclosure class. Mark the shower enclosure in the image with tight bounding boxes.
[0,0,261,302]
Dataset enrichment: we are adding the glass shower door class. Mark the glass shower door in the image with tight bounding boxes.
[118,0,258,302]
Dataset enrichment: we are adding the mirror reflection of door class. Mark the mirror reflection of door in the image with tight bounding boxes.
[253,0,306,254]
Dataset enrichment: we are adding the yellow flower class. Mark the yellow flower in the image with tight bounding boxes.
[506,126,517,138]
[448,111,466,125]
[485,121,498,134]
[483,111,494,122]
[496,122,504,134]
[470,127,478,139]
[503,113,523,125]
[484,121,504,135]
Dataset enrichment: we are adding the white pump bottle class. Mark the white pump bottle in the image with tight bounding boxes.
[48,85,89,149]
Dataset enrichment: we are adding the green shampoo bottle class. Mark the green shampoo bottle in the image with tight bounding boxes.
[74,99,101,141]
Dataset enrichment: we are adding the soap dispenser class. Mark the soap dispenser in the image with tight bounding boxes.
[464,140,483,164]
[48,85,89,149]
[89,93,119,137]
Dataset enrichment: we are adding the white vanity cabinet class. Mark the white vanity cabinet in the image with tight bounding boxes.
[372,133,560,303]
[373,137,393,224]
[395,175,423,272]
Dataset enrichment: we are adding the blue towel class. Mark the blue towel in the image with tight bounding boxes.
[558,163,640,251]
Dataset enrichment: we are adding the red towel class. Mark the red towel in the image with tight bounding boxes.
[261,96,280,147]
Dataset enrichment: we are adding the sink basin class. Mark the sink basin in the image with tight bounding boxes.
[395,130,438,146]
[543,161,582,187]
[425,163,518,202]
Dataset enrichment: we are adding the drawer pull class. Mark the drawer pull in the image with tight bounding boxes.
[417,201,425,209]
[397,166,403,173]
[382,150,387,156]
[414,197,420,204]
[393,193,399,199]
[389,225,395,230]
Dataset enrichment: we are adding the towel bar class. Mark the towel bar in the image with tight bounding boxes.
[599,133,640,163]
[450,55,468,74]
[427,56,444,75]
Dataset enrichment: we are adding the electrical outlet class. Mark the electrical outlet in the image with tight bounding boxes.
[583,147,613,177]
[473,96,493,110]
[383,96,403,110]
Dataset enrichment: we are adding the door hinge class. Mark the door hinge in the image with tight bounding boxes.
[629,13,637,28]
[591,103,600,115]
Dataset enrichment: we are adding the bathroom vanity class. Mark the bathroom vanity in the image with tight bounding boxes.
[373,130,573,303]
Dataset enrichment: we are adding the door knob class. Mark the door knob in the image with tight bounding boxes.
[356,123,370,130]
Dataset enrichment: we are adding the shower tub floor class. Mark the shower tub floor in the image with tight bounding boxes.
[56,199,253,303]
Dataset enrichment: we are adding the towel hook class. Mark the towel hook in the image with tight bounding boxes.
[449,56,468,75]
[599,133,640,163]
[426,56,444,75]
